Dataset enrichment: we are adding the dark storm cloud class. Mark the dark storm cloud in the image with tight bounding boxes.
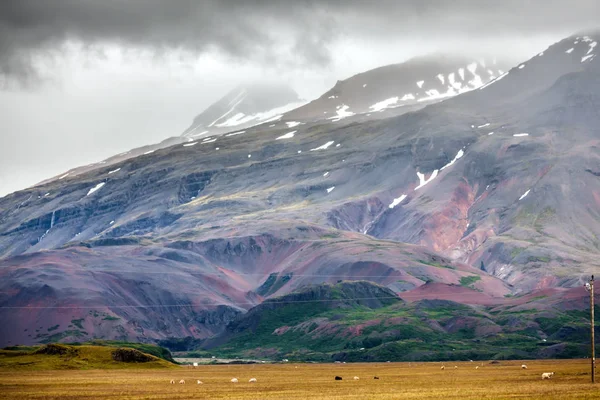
[1,0,598,86]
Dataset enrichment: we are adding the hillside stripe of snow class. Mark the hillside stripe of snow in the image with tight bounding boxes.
[328,105,355,122]
[401,93,415,101]
[566,48,574,54]
[479,71,508,90]
[87,182,105,196]
[519,189,530,201]
[437,74,445,84]
[276,131,296,140]
[418,88,456,102]
[582,54,595,63]
[513,133,529,137]
[59,173,70,180]
[323,172,329,177]
[327,186,335,193]
[587,42,597,54]
[143,150,155,155]
[518,64,525,69]
[226,130,245,137]
[363,84,367,87]
[488,132,494,135]
[286,121,302,128]
[311,141,335,151]
[216,101,305,128]
[416,80,425,88]
[202,138,217,143]
[415,170,439,190]
[478,123,490,128]
[458,68,465,80]
[370,97,398,112]
[189,130,209,138]
[202,137,214,141]
[389,194,407,209]
[183,142,197,147]
[440,149,465,171]
[108,168,121,174]
[209,93,247,127]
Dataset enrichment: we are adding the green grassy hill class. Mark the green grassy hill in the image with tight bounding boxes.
[190,282,595,362]
[0,343,176,370]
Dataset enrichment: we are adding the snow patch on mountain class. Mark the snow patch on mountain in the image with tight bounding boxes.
[311,141,335,151]
[370,97,399,112]
[328,105,355,122]
[440,149,465,171]
[389,194,407,209]
[276,131,296,140]
[415,170,439,190]
[87,182,105,196]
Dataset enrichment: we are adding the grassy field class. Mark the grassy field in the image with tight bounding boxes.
[0,359,598,399]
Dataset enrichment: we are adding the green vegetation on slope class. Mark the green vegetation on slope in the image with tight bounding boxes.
[0,343,176,370]
[190,283,596,363]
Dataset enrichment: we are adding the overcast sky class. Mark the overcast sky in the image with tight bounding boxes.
[0,0,598,197]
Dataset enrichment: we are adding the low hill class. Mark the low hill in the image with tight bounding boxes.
[194,282,597,362]
[0,343,176,370]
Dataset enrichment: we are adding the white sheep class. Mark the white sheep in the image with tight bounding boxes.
[170,379,175,384]
[353,376,360,380]
[179,379,185,384]
[454,366,458,369]
[193,362,198,367]
[521,364,527,369]
[249,378,257,383]
[542,372,554,380]
[475,366,479,370]
[441,365,445,370]
[231,378,239,383]
[197,380,203,384]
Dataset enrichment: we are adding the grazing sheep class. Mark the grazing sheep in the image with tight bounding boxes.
[170,379,175,384]
[197,380,203,385]
[454,366,458,369]
[179,379,185,384]
[335,376,343,380]
[542,372,554,380]
[521,364,527,369]
[353,376,360,380]
[231,378,239,383]
[374,376,380,380]
[441,366,445,370]
[475,366,479,370]
[249,378,257,383]
[193,362,198,367]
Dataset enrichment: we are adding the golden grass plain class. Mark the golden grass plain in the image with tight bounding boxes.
[0,359,598,399]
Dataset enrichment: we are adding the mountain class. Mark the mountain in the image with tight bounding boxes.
[285,54,510,122]
[194,281,599,362]
[0,32,599,351]
[36,83,304,189]
[181,83,305,138]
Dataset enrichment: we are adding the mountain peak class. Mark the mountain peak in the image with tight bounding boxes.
[182,82,304,137]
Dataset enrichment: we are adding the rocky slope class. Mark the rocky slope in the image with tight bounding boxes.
[285,54,509,123]
[0,32,599,348]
